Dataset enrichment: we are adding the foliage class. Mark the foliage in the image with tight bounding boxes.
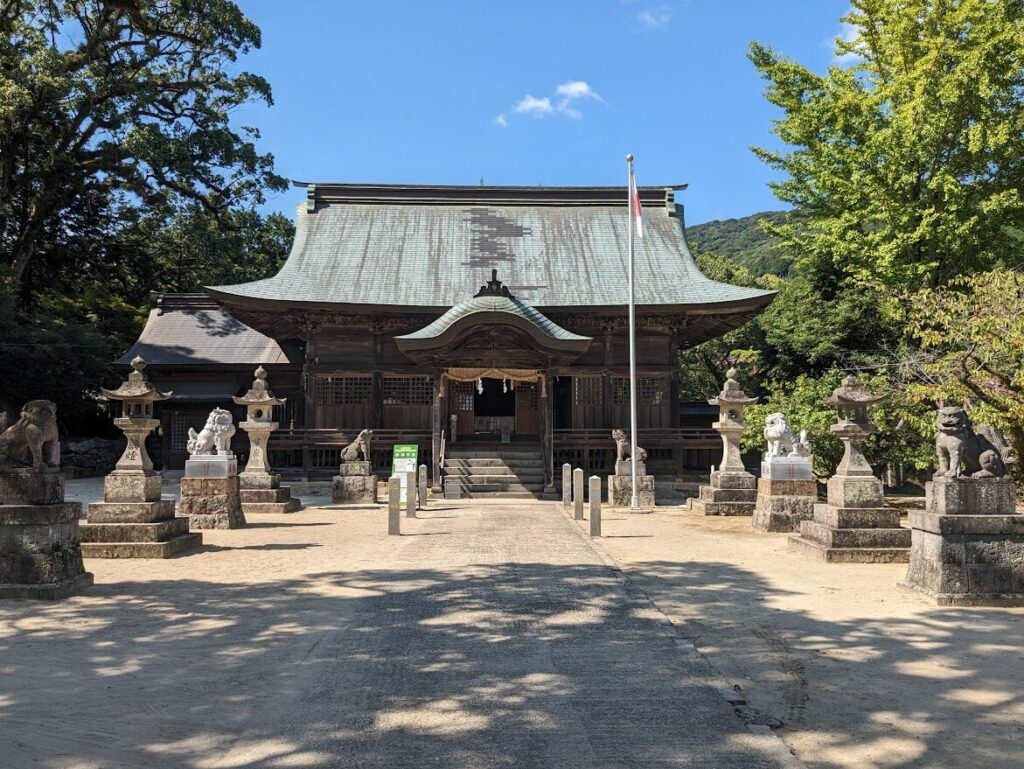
[0,0,286,285]
[687,211,790,276]
[750,0,1024,292]
[907,269,1024,471]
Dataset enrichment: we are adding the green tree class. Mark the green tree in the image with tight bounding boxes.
[750,0,1024,293]
[908,269,1024,470]
[0,0,285,286]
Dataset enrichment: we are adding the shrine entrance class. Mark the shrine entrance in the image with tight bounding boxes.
[447,375,540,441]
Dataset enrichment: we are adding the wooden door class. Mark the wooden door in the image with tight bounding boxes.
[450,381,475,438]
[515,383,539,436]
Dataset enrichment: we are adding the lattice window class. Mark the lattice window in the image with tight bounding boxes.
[451,382,474,411]
[168,413,196,452]
[315,376,371,406]
[383,376,433,406]
[575,376,603,406]
[517,383,539,409]
[640,377,668,406]
[613,377,668,405]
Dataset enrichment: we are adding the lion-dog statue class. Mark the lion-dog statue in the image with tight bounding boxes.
[935,405,1014,479]
[612,428,647,462]
[187,407,236,456]
[0,400,60,470]
[341,429,373,463]
[764,412,811,458]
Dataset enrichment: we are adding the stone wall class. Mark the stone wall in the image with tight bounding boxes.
[61,437,125,478]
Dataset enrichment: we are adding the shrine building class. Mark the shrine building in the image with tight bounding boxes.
[119,183,774,495]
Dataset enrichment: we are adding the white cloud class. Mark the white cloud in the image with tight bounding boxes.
[498,81,603,126]
[638,7,671,28]
[830,21,862,65]
[513,94,554,116]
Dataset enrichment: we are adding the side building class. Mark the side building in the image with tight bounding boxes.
[122,183,775,495]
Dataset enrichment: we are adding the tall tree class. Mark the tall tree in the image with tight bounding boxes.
[750,0,1024,292]
[0,0,285,285]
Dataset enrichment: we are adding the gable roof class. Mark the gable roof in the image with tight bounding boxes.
[207,183,775,313]
[116,294,293,367]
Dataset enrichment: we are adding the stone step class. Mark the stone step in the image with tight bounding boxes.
[444,481,545,493]
[813,503,901,529]
[445,450,543,460]
[242,499,302,515]
[691,499,755,516]
[443,471,546,483]
[81,532,203,559]
[788,535,911,563]
[799,521,911,550]
[449,490,545,499]
[80,517,190,543]
[444,458,544,469]
[699,486,757,503]
[240,487,293,503]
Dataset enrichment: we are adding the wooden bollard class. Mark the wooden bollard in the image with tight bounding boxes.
[562,463,572,510]
[406,471,417,517]
[589,475,602,537]
[418,464,428,509]
[573,468,584,520]
[388,476,401,535]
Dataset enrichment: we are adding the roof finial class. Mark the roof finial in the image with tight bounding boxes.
[475,269,514,299]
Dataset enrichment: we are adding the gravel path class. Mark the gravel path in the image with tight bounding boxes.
[0,500,792,768]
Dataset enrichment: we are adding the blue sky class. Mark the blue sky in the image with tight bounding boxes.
[236,0,851,226]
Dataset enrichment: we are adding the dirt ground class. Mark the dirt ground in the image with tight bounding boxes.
[584,505,1024,769]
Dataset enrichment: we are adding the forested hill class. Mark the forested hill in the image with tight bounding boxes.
[686,210,789,276]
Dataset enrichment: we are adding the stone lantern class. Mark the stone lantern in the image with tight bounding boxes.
[691,367,758,516]
[99,355,168,501]
[80,356,201,557]
[232,366,300,514]
[789,375,909,562]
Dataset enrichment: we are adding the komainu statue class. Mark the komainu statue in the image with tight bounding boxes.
[612,429,647,462]
[341,429,373,462]
[187,408,236,456]
[935,406,1014,479]
[764,412,811,458]
[0,400,60,470]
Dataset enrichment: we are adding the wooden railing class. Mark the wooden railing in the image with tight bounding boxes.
[553,427,720,479]
[268,428,433,480]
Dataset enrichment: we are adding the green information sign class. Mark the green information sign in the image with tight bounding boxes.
[392,444,419,507]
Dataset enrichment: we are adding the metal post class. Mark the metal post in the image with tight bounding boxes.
[418,464,428,509]
[388,475,400,535]
[562,463,572,509]
[406,470,417,516]
[589,475,602,537]
[573,468,584,521]
[626,154,640,511]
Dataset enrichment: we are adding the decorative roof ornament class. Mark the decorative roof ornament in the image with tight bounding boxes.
[101,355,171,403]
[474,269,515,299]
[714,366,758,407]
[234,365,285,408]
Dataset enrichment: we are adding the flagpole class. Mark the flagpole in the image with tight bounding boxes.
[626,153,640,511]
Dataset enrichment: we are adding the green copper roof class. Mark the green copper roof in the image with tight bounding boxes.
[397,295,590,341]
[207,184,776,312]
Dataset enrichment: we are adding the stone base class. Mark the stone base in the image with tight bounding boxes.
[81,498,202,558]
[0,468,63,505]
[332,474,378,504]
[608,474,655,511]
[103,471,161,503]
[184,455,238,478]
[179,476,245,529]
[926,476,1016,515]
[82,498,202,557]
[751,478,817,532]
[900,510,1024,605]
[789,502,910,562]
[337,461,372,477]
[691,471,757,516]
[239,472,281,490]
[0,501,93,599]
[614,459,647,478]
[761,457,814,481]
[0,571,94,600]
[239,485,301,514]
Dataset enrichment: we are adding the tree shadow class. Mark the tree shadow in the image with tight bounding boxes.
[620,559,1024,769]
[0,562,787,769]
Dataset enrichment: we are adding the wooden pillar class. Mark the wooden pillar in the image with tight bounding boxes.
[603,327,615,428]
[431,373,443,491]
[371,371,383,428]
[541,372,554,491]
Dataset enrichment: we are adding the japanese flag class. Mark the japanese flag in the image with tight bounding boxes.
[629,171,644,238]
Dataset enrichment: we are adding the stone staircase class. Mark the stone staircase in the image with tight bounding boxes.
[443,447,549,499]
